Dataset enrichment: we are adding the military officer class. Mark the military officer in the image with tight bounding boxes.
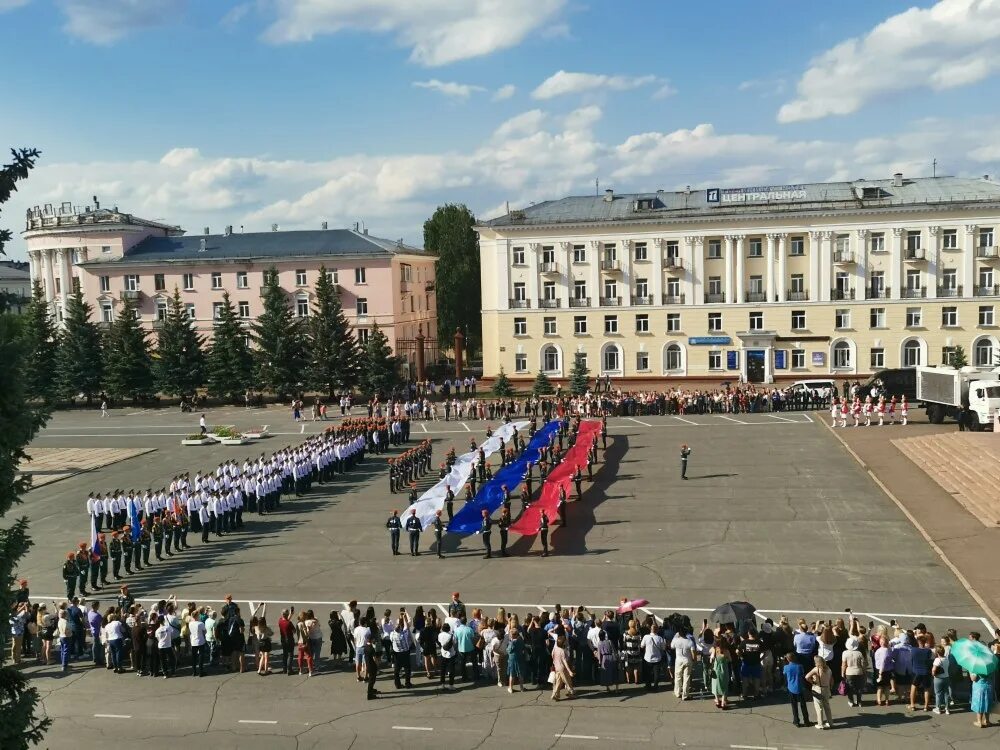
[540,509,550,557]
[407,483,418,505]
[98,533,110,585]
[62,553,77,600]
[574,465,583,499]
[557,483,568,527]
[139,523,152,567]
[75,545,90,596]
[405,508,422,556]
[480,509,493,559]
[386,510,402,556]
[680,444,691,480]
[444,485,455,522]
[152,519,164,560]
[498,508,511,557]
[433,510,445,558]
[121,528,135,574]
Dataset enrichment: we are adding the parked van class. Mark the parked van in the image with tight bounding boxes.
[861,368,917,401]
[788,379,836,395]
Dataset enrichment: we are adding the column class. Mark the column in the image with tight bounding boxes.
[651,238,665,306]
[855,229,868,301]
[498,239,511,310]
[27,249,40,291]
[819,231,833,302]
[775,234,787,302]
[734,235,746,304]
[765,234,776,303]
[527,242,540,306]
[724,235,736,304]
[688,236,704,305]
[560,241,573,307]
[76,246,89,288]
[926,226,940,299]
[964,225,978,295]
[589,241,601,305]
[620,239,632,303]
[891,228,904,300]
[808,231,822,301]
[57,248,72,321]
[42,248,56,314]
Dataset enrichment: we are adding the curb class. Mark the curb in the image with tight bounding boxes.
[20,448,157,492]
[822,418,1000,629]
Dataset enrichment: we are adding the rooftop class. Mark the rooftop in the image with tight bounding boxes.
[0,265,30,281]
[82,228,425,264]
[23,201,182,234]
[481,175,1000,229]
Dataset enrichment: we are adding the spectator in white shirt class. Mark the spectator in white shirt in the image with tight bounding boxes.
[155,619,175,678]
[104,614,125,673]
[189,617,208,677]
[671,629,698,700]
[640,624,666,691]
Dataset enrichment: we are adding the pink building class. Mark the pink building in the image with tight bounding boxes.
[22,201,438,373]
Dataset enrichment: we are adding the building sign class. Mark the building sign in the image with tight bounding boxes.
[812,352,826,366]
[707,185,808,204]
[774,350,787,370]
[727,351,739,370]
[689,336,732,346]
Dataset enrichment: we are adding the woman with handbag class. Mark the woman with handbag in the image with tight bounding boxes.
[596,630,619,692]
[550,635,575,700]
[806,655,834,729]
[841,637,867,707]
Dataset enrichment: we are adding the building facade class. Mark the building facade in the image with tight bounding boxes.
[22,202,438,373]
[0,261,31,313]
[477,174,1000,384]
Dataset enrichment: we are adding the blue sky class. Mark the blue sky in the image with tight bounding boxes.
[3,0,1000,257]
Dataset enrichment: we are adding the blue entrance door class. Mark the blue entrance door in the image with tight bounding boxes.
[747,349,765,383]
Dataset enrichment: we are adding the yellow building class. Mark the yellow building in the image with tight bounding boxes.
[476,174,1000,384]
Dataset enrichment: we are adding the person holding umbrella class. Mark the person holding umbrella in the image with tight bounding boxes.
[950,636,997,727]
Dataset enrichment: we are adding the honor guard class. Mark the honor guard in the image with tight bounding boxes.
[498,508,511,557]
[557,483,568,527]
[405,508,422,556]
[88,546,101,591]
[408,483,418,505]
[480,509,493,559]
[109,533,123,579]
[75,544,90,596]
[388,459,397,493]
[139,523,152,566]
[121,528,134,574]
[445,485,455,522]
[433,511,445,558]
[539,509,550,557]
[152,519,164,560]
[62,553,77,600]
[386,510,402,555]
[574,465,583,499]
[680,444,691,480]
[500,484,511,514]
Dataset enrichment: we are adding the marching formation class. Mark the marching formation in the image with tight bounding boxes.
[831,394,910,427]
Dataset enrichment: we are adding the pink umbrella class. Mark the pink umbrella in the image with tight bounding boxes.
[616,598,650,615]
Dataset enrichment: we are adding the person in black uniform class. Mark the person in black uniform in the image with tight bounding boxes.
[574,464,583,499]
[363,632,379,700]
[500,485,511,515]
[62,553,77,600]
[75,546,90,596]
[408,484,418,505]
[388,459,397,493]
[433,510,445,558]
[444,485,455,522]
[480,509,493,559]
[557,485,567,527]
[386,510,402,555]
[498,508,511,556]
[405,508,422,556]
[680,444,691,479]
[540,509,550,557]
[524,464,534,499]
[600,416,607,450]
[109,533,123,580]
[121,529,134,574]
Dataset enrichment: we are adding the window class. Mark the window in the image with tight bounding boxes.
[979,268,994,290]
[541,246,555,264]
[603,280,617,301]
[906,269,921,291]
[262,269,276,285]
[543,317,557,335]
[749,311,763,331]
[297,298,310,317]
[791,349,805,369]
[513,317,527,336]
[906,230,922,252]
[326,269,338,284]
[602,345,620,372]
[573,281,587,300]
[941,268,957,291]
[665,278,680,298]
[155,300,168,321]
[870,347,885,369]
[542,345,560,372]
[789,236,804,256]
[636,351,649,371]
[232,271,245,289]
[708,350,722,370]
[101,245,111,255]
[153,274,165,291]
[634,242,647,261]
[903,340,923,367]
[833,341,851,369]
[835,309,850,328]
[790,274,804,293]
[942,306,958,327]
[708,276,722,295]
[708,312,722,332]
[906,307,922,327]
[835,234,849,254]
[975,338,994,366]
[603,243,617,262]
[512,247,525,265]
[749,275,763,294]
[356,328,371,346]
[183,273,194,290]
[513,282,526,301]
[942,229,957,249]
[870,307,886,328]
[573,316,587,335]
[666,313,681,332]
[870,233,885,253]
[666,241,679,261]
[708,239,722,259]
[238,301,250,318]
[664,344,682,371]
[748,239,762,257]
[354,267,366,284]
[604,315,618,334]
[572,245,586,263]
[870,271,885,297]
[942,346,957,365]
[125,274,139,291]
[206,272,220,290]
[184,303,195,320]
[542,281,556,301]
[979,305,995,326]
[635,278,649,298]
[213,302,224,320]
[514,353,527,373]
[100,302,113,322]
[356,298,368,316]
[636,314,649,333]
[243,334,252,349]
[980,227,994,248]
[400,264,412,283]
[791,310,806,330]
[99,275,110,293]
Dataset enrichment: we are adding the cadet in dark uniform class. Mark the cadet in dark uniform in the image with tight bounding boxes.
[445,486,455,522]
[386,510,402,555]
[122,528,134,574]
[557,484,568,527]
[98,534,109,585]
[88,547,101,591]
[600,417,608,450]
[109,532,123,580]
[433,510,445,558]
[62,553,77,600]
[139,524,152,567]
[152,519,164,560]
[498,508,511,557]
[388,459,397,493]
[405,508,422,556]
[480,509,493,559]
[408,484,418,505]
[75,545,90,596]
[574,465,583,499]
[540,509,550,557]
[680,444,691,479]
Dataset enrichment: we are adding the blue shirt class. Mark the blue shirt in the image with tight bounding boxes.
[454,624,475,653]
[793,631,817,655]
[783,662,805,695]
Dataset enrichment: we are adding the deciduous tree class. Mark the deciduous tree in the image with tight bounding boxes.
[423,204,481,353]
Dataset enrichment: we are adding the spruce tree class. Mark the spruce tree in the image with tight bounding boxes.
[950,344,969,368]
[305,266,359,397]
[569,352,591,396]
[531,370,555,396]
[102,295,154,402]
[56,281,103,404]
[19,280,59,404]
[206,291,252,402]
[0,146,51,748]
[359,322,400,398]
[155,288,205,396]
[252,266,305,399]
[491,366,516,397]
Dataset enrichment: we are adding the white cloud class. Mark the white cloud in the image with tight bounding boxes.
[493,110,547,140]
[738,77,787,96]
[412,79,486,99]
[493,84,517,101]
[0,0,31,11]
[532,70,660,100]
[58,0,185,45]
[779,0,1000,123]
[263,0,567,66]
[220,2,251,28]
[652,82,677,100]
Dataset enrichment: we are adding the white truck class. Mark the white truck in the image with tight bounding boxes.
[916,365,1000,430]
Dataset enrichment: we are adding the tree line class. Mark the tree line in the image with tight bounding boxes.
[20,264,402,407]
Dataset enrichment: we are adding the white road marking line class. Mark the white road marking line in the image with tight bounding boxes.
[555,734,599,740]
[864,613,891,626]
[730,745,777,750]
[239,720,278,725]
[393,726,434,731]
[672,416,700,425]
[460,422,471,432]
[801,413,813,423]
[767,414,798,423]
[126,409,152,416]
[420,422,428,433]
[625,417,653,427]
[604,737,651,743]
[717,415,749,424]
[94,714,132,719]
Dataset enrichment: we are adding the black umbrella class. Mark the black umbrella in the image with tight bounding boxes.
[710,601,756,625]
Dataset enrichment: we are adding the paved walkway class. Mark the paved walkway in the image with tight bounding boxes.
[18,447,155,487]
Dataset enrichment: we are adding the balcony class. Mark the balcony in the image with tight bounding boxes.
[120,289,140,300]
[976,246,1000,260]
[866,288,890,300]
[904,248,926,261]
[833,250,854,264]
[902,287,927,299]
[599,296,622,306]
[704,292,726,303]
[974,285,1000,297]
[744,292,767,303]
[538,298,561,309]
[662,294,685,305]
[569,297,590,308]
[665,256,684,269]
[399,280,410,292]
[831,288,855,300]
[509,298,531,309]
[937,285,963,297]
[600,259,620,272]
[786,290,809,301]
[539,261,560,274]
[152,318,165,330]
[631,295,653,306]
[97,320,112,330]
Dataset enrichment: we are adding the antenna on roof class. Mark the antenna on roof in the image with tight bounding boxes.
[595,178,599,196]
[271,223,278,232]
[933,158,937,178]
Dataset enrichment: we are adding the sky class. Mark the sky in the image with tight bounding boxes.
[3,0,1000,258]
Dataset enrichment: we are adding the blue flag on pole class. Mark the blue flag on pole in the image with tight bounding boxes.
[129,498,141,542]
[90,513,101,560]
